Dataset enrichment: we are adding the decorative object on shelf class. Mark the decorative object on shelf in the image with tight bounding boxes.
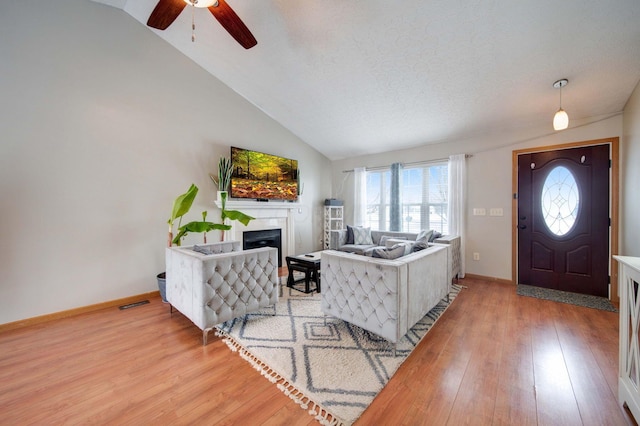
[553,78,569,130]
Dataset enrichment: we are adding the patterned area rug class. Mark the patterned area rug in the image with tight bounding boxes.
[216,283,462,425]
[517,284,617,312]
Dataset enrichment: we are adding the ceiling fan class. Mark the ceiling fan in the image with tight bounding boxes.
[146,0,257,49]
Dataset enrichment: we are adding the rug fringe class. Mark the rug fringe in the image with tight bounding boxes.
[215,328,347,426]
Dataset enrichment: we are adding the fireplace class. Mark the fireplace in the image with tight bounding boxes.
[215,197,299,262]
[243,229,282,267]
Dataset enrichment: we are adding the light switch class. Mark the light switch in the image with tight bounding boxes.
[473,208,486,216]
[489,208,504,217]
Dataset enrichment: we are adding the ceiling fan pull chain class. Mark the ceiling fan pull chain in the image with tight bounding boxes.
[191,0,196,42]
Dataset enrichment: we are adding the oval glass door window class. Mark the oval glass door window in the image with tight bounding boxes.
[541,166,580,236]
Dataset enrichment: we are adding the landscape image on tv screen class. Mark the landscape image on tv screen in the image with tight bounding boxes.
[230,147,298,201]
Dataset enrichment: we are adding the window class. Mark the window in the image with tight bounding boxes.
[541,165,580,236]
[364,163,449,234]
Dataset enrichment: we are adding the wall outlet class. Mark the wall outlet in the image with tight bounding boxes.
[473,252,480,261]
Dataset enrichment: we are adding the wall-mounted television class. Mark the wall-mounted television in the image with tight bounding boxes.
[230,147,298,201]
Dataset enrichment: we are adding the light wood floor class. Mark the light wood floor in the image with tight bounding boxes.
[0,276,635,425]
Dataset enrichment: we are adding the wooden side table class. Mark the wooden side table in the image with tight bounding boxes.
[286,251,322,294]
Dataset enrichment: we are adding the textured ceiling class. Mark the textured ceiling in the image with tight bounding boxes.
[93,0,640,160]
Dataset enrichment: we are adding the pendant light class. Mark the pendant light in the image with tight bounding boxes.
[553,79,569,130]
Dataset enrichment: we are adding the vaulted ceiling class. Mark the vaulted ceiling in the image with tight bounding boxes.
[92,0,640,160]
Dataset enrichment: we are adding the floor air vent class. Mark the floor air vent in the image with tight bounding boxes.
[119,300,150,310]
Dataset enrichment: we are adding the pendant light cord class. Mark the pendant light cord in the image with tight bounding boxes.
[559,85,562,108]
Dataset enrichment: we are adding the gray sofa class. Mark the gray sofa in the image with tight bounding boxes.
[329,228,461,283]
[321,245,449,350]
[329,228,421,255]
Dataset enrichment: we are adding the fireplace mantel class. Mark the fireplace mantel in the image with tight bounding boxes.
[214,197,300,259]
[214,199,301,210]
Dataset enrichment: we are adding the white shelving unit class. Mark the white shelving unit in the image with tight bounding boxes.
[323,205,343,249]
[615,255,640,423]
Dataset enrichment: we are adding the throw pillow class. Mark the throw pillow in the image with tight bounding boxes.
[371,243,406,259]
[384,237,409,249]
[353,226,373,245]
[192,245,213,255]
[401,241,415,255]
[429,231,443,243]
[412,229,433,252]
[346,225,355,244]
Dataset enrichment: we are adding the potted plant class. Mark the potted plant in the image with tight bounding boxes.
[159,160,255,302]
[296,168,304,198]
[158,183,199,302]
[209,156,233,201]
[167,183,199,248]
[209,157,253,240]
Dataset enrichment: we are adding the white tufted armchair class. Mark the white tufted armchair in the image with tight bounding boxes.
[166,241,279,344]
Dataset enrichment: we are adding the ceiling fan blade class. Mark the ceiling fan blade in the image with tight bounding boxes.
[208,0,257,49]
[147,0,187,30]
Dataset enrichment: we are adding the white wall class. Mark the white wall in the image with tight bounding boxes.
[331,115,623,281]
[622,80,640,256]
[0,0,330,324]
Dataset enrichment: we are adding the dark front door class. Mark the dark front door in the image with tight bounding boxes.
[517,144,610,297]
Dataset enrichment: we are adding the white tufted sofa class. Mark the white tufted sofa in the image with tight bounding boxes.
[321,244,449,351]
[166,241,279,345]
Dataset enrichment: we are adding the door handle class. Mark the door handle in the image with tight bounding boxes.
[518,225,527,230]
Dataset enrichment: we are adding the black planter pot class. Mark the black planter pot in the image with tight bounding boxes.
[156,272,167,303]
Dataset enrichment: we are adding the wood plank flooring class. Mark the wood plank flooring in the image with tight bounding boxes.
[0,276,635,425]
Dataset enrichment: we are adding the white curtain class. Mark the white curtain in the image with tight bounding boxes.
[354,167,366,226]
[448,154,466,278]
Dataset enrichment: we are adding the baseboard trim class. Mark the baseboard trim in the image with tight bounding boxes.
[0,291,161,332]
[462,273,513,285]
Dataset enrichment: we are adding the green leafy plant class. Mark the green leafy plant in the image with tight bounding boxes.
[172,210,231,246]
[219,191,253,226]
[169,177,255,246]
[167,184,198,247]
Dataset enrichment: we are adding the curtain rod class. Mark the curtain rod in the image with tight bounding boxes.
[341,154,472,173]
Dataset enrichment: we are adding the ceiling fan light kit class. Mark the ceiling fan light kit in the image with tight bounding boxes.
[553,79,569,131]
[147,0,257,49]
[184,0,218,7]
